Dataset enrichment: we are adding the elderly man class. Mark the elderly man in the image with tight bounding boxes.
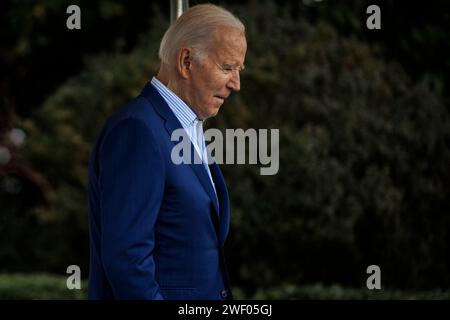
[87,4,246,300]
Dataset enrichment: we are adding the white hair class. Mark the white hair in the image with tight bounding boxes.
[158,4,245,69]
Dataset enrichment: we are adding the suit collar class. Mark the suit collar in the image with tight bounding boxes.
[150,77,198,129]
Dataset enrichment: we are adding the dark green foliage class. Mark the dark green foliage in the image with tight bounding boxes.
[247,283,450,300]
[1,0,449,297]
[0,274,87,299]
[1,274,448,300]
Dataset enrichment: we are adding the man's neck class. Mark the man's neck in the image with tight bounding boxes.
[156,65,169,86]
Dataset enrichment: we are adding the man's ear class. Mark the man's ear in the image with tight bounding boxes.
[177,48,192,79]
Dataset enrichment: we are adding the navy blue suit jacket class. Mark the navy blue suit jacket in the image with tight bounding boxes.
[88,82,232,300]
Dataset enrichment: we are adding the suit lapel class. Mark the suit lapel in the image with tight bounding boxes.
[140,82,220,215]
[209,162,231,244]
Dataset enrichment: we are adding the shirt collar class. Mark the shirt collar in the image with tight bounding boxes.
[150,77,199,128]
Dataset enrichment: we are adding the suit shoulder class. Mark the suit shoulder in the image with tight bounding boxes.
[92,93,164,151]
[109,95,160,125]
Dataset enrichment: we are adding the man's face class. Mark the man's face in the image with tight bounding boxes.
[184,27,247,120]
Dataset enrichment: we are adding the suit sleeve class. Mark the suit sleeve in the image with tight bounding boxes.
[98,118,165,299]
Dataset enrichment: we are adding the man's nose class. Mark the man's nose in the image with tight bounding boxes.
[227,71,241,92]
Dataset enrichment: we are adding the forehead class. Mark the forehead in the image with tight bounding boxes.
[208,27,247,62]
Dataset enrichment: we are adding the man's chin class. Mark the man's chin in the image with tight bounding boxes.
[202,105,221,119]
[212,105,222,116]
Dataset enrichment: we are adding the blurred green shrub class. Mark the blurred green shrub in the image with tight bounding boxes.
[1,273,448,300]
[0,274,87,300]
[2,0,449,293]
[245,284,450,300]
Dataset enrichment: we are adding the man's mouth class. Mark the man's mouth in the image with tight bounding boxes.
[214,95,228,102]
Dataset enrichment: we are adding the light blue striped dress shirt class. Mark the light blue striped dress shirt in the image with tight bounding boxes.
[151,77,216,193]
